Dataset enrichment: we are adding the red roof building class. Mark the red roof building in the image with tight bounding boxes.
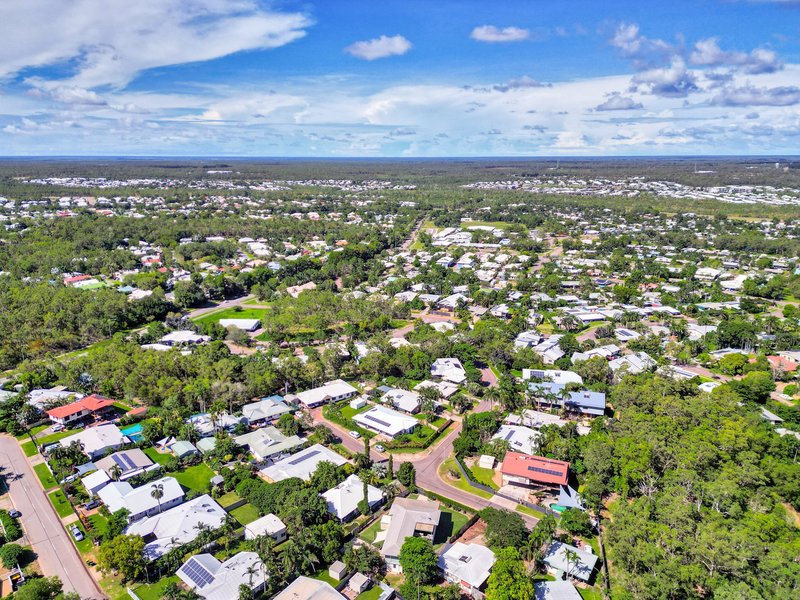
[767,355,798,373]
[45,394,116,425]
[501,452,570,488]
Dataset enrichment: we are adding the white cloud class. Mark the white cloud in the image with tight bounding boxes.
[711,85,800,106]
[689,38,782,74]
[344,35,412,60]
[595,94,643,111]
[470,25,530,43]
[0,0,311,87]
[633,58,698,97]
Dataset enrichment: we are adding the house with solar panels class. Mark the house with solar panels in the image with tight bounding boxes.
[527,381,606,417]
[500,452,570,491]
[353,405,418,438]
[95,448,157,481]
[125,494,227,560]
[492,424,540,456]
[98,476,184,522]
[259,443,347,482]
[177,551,267,600]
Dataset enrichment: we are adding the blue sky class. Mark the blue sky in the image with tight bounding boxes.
[1,0,800,156]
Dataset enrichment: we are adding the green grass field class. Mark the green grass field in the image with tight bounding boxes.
[21,441,38,457]
[359,518,384,547]
[193,307,266,326]
[143,447,172,466]
[130,576,181,600]
[217,490,241,508]
[433,508,469,548]
[48,489,73,518]
[312,568,340,587]
[230,503,260,525]
[168,463,215,492]
[16,424,49,440]
[439,458,494,499]
[33,463,58,489]
[36,428,83,446]
[470,465,498,490]
[356,586,383,600]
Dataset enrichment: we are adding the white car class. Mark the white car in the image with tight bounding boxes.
[51,424,65,432]
[348,430,361,439]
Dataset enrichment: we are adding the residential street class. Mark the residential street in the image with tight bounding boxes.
[0,436,105,600]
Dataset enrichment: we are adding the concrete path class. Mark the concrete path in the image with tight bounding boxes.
[0,436,105,599]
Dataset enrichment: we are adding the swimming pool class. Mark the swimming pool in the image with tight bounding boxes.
[121,423,144,441]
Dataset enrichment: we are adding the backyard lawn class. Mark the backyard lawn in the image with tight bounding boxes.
[48,489,73,518]
[36,428,83,446]
[168,463,215,493]
[470,465,498,490]
[130,576,181,600]
[230,503,260,526]
[433,508,470,548]
[438,458,494,500]
[16,424,49,440]
[143,447,172,466]
[359,518,384,547]
[312,567,340,587]
[356,586,383,600]
[217,490,241,508]
[193,307,266,326]
[33,463,58,489]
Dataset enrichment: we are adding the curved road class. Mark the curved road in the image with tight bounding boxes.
[0,436,105,599]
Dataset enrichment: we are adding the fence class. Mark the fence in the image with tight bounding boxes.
[452,455,557,518]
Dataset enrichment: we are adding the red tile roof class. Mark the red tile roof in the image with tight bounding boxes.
[767,356,798,372]
[46,394,115,419]
[501,452,570,486]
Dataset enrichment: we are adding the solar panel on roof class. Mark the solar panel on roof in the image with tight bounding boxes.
[111,454,128,470]
[503,430,515,441]
[527,465,565,477]
[121,453,137,470]
[181,558,215,588]
[289,449,319,465]
[364,414,391,428]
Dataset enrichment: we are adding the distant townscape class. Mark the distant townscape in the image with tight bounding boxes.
[0,158,797,600]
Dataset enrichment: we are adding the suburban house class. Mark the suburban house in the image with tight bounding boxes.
[245,514,287,543]
[95,448,157,481]
[177,552,267,600]
[234,427,304,463]
[82,469,111,496]
[125,494,227,560]
[492,424,540,456]
[521,369,583,386]
[187,412,247,437]
[98,476,184,522]
[381,388,421,413]
[381,496,441,570]
[45,394,116,426]
[542,541,598,582]
[290,379,358,408]
[501,453,570,490]
[528,382,607,417]
[260,444,347,482]
[431,358,467,384]
[534,580,583,600]
[322,474,385,522]
[160,330,211,346]
[609,352,657,377]
[438,542,496,598]
[242,396,292,424]
[414,380,459,399]
[59,424,127,459]
[353,405,419,438]
[273,576,345,600]
[218,318,261,332]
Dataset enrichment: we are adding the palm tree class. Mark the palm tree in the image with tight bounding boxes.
[109,464,123,482]
[150,483,164,514]
[563,547,581,581]
[245,563,259,587]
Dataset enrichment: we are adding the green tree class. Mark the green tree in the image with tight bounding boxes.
[11,576,64,600]
[97,535,147,582]
[399,537,438,586]
[485,547,534,600]
[559,508,593,537]
[0,543,25,568]
[397,462,416,490]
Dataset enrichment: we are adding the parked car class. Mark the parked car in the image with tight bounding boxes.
[84,500,101,510]
[70,526,84,542]
[8,509,21,518]
[348,430,361,439]
[375,444,385,453]
[51,424,65,432]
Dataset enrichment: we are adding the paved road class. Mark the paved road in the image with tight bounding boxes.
[185,293,256,320]
[0,436,105,599]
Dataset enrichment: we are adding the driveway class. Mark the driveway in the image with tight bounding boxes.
[0,436,105,599]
